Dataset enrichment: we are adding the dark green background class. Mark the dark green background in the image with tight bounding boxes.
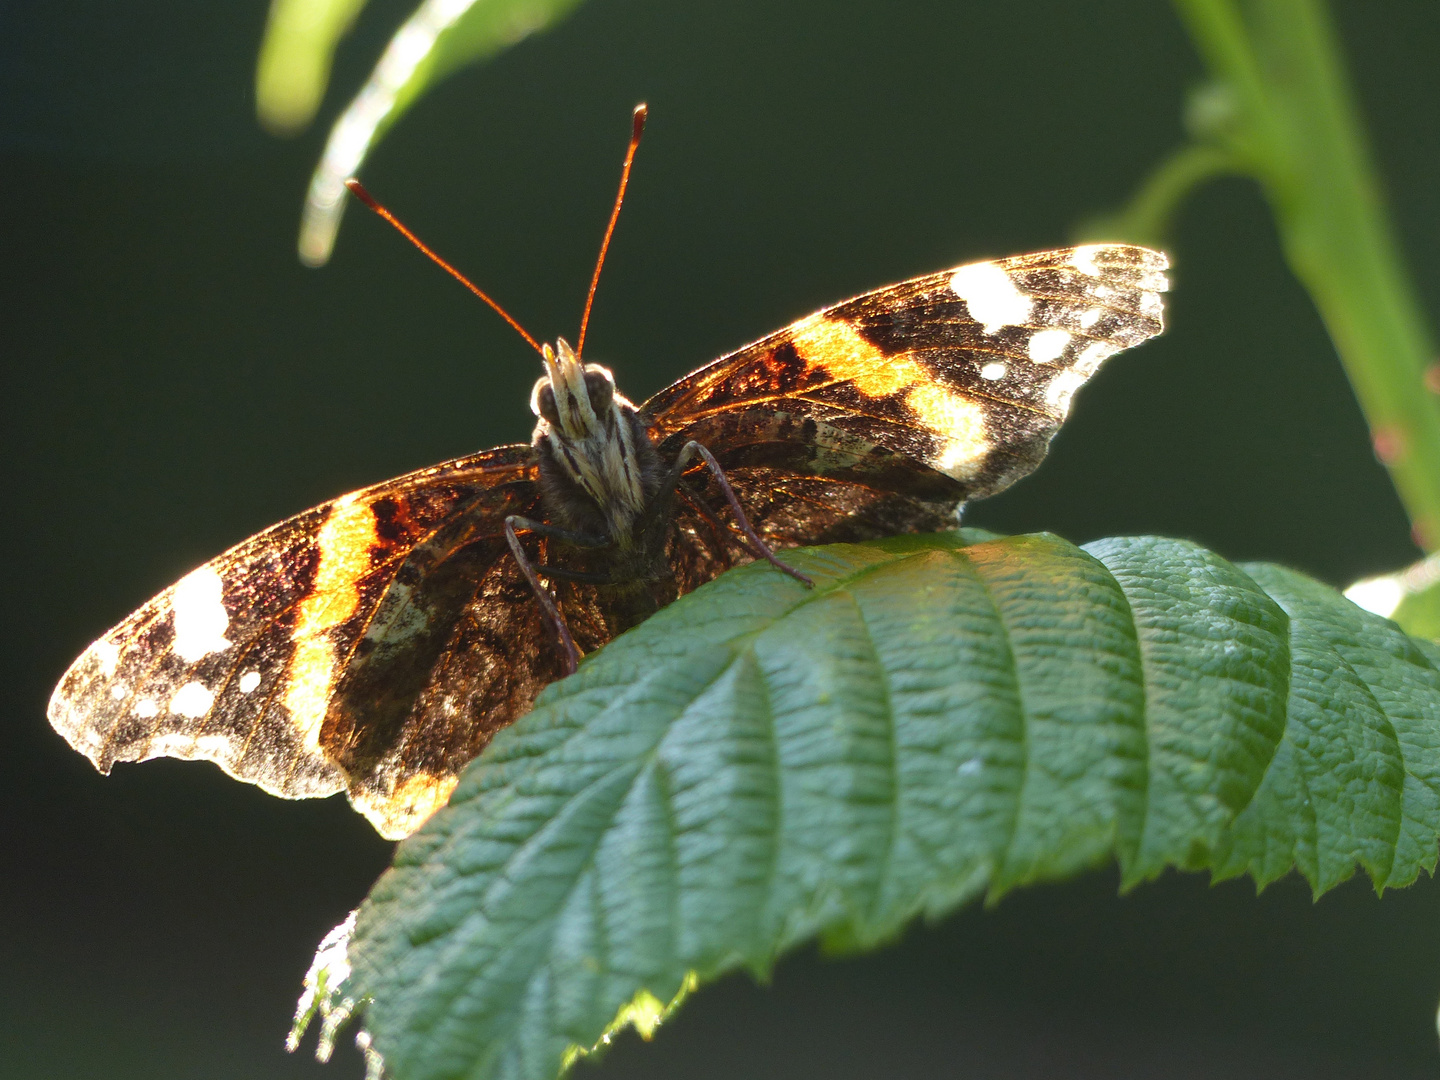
[4,1,1439,1076]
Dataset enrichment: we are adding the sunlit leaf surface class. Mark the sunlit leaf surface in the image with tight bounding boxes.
[1347,554,1440,642]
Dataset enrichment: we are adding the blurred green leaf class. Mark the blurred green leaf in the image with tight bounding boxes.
[339,531,1440,1080]
[297,0,589,267]
[1395,586,1440,643]
[1347,554,1440,641]
[256,0,371,134]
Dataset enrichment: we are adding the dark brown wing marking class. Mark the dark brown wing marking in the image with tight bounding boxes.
[644,244,1168,513]
[642,244,1166,585]
[318,494,564,836]
[47,443,541,838]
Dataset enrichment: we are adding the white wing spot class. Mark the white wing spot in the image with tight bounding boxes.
[172,566,232,663]
[109,683,129,701]
[1078,307,1102,329]
[170,681,215,719]
[979,362,1007,381]
[949,261,1033,335]
[135,698,159,719]
[1071,246,1104,277]
[1027,329,1071,363]
[239,670,262,694]
[90,640,121,677]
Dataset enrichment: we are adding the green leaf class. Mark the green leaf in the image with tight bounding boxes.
[345,532,1440,1080]
[1394,583,1440,643]
[1344,555,1440,642]
[297,0,590,267]
[256,0,371,135]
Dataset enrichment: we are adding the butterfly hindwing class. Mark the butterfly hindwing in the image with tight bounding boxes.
[320,491,564,837]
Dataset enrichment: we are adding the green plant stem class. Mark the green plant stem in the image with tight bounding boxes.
[1173,0,1440,549]
[1093,144,1241,247]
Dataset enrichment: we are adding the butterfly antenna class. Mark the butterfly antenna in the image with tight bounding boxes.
[345,178,544,357]
[576,103,647,359]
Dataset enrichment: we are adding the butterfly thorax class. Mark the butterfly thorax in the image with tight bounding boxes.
[530,338,664,550]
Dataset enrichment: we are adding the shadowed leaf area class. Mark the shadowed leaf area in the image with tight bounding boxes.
[347,530,1440,1080]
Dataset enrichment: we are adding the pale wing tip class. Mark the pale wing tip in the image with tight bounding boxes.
[46,630,347,800]
[46,705,116,774]
[1073,244,1170,313]
[989,244,1170,291]
[46,642,117,767]
[1071,242,1169,268]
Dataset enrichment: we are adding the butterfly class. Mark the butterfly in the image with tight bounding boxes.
[48,105,1168,839]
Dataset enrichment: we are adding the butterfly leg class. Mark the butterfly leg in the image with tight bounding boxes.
[508,517,611,549]
[504,515,609,676]
[673,441,814,587]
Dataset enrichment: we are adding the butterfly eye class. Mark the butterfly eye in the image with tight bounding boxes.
[584,369,615,414]
[532,380,561,426]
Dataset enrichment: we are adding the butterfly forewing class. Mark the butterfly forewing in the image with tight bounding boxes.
[644,243,1167,548]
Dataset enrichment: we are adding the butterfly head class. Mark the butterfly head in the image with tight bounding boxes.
[532,338,612,440]
[530,338,649,537]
